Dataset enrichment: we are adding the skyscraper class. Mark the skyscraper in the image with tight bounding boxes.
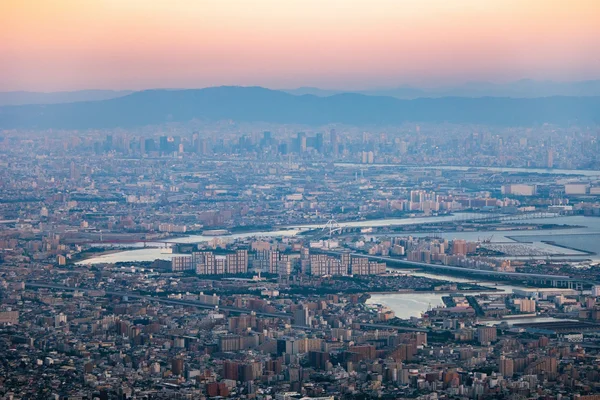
[315,133,324,153]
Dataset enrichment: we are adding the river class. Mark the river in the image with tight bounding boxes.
[77,212,487,264]
[78,214,600,264]
[367,270,522,319]
[381,215,600,261]
[76,213,598,320]
[334,163,600,177]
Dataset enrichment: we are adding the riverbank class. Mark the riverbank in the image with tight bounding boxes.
[366,270,525,319]
[367,288,501,295]
[70,247,137,264]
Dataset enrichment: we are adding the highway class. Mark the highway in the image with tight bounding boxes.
[25,282,427,332]
[25,282,289,319]
[322,250,576,281]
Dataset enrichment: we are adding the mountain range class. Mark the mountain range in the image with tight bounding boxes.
[2,80,600,107]
[0,90,133,106]
[0,86,598,129]
[284,79,600,99]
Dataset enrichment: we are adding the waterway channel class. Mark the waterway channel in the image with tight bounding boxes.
[75,214,599,320]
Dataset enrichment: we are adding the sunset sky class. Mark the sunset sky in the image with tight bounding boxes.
[1,0,599,91]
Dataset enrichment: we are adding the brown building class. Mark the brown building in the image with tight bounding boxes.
[223,360,239,381]
[477,326,497,345]
[171,358,184,376]
[500,356,514,377]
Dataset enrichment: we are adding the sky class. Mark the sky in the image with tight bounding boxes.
[1,0,599,91]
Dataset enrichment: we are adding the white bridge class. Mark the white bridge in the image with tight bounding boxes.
[320,218,342,237]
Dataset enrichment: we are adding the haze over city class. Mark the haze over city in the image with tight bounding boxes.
[2,1,600,400]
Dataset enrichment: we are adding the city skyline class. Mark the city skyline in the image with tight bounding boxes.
[2,0,600,91]
[3,2,600,398]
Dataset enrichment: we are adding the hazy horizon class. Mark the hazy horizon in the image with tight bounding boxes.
[2,0,599,91]
[1,77,600,95]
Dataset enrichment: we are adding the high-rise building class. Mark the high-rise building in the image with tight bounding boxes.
[159,136,169,153]
[315,132,324,153]
[277,260,291,277]
[223,360,240,380]
[104,135,113,151]
[54,313,67,328]
[226,250,248,274]
[293,307,311,327]
[308,351,330,370]
[330,129,339,156]
[500,356,514,377]
[171,358,184,376]
[171,256,193,272]
[477,326,497,345]
[294,132,307,153]
[452,240,468,255]
[144,138,155,152]
[262,131,272,148]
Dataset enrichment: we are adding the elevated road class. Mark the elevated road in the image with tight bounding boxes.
[25,282,427,332]
[25,282,289,319]
[322,250,581,283]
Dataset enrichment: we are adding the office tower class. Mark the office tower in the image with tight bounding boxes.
[70,161,79,180]
[144,138,155,152]
[239,134,252,152]
[399,141,408,154]
[547,148,554,168]
[315,132,324,153]
[294,132,307,153]
[199,138,210,155]
[171,136,181,153]
[278,143,288,155]
[104,135,113,152]
[330,129,339,156]
[262,131,272,148]
[159,136,169,153]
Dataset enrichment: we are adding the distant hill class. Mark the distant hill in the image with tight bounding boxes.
[0,86,598,129]
[0,90,133,106]
[285,80,600,99]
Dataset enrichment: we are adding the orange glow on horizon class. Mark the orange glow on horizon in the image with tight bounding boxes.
[1,0,599,91]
